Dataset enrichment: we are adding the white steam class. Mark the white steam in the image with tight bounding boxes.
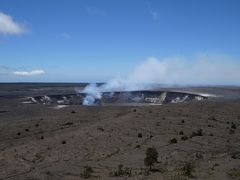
[82,54,240,105]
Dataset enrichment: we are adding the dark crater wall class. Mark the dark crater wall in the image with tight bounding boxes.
[22,90,206,105]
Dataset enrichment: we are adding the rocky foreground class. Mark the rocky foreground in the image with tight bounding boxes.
[0,99,240,179]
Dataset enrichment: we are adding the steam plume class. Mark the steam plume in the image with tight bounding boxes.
[82,54,240,105]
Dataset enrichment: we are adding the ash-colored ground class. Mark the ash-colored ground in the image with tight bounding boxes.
[0,85,240,179]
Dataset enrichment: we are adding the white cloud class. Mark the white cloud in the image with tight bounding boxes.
[13,69,45,76]
[0,12,26,35]
[60,32,71,39]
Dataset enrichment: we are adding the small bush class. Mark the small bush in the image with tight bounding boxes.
[81,166,93,178]
[179,130,184,135]
[231,122,237,129]
[138,133,142,138]
[169,138,178,144]
[156,163,167,173]
[209,116,216,121]
[112,164,132,177]
[181,119,185,123]
[190,129,203,138]
[208,124,213,128]
[182,162,195,177]
[231,152,240,159]
[228,169,240,178]
[181,135,188,141]
[135,144,140,148]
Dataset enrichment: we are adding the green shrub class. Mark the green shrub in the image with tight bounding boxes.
[169,138,178,144]
[179,130,184,135]
[112,164,132,177]
[182,162,195,177]
[144,147,158,171]
[81,166,93,178]
[181,135,188,141]
[228,169,240,178]
[231,122,237,129]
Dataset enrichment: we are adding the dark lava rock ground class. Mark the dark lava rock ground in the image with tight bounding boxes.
[0,85,240,179]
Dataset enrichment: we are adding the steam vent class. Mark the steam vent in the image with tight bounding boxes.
[22,90,207,106]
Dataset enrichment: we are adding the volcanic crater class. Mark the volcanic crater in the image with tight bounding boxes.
[22,90,207,106]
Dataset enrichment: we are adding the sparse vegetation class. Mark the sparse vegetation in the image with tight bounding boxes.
[179,130,184,135]
[231,122,237,129]
[138,133,142,138]
[135,144,140,148]
[169,138,178,144]
[195,152,203,159]
[156,163,167,173]
[168,171,188,180]
[182,161,195,177]
[111,164,132,177]
[228,169,240,178]
[81,166,93,178]
[209,116,217,121]
[190,129,203,138]
[231,152,240,159]
[144,147,158,171]
[181,119,185,123]
[181,135,188,141]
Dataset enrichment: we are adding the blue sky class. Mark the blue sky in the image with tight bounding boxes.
[0,0,240,83]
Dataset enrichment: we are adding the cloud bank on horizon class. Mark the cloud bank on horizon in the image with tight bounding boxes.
[0,11,26,35]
